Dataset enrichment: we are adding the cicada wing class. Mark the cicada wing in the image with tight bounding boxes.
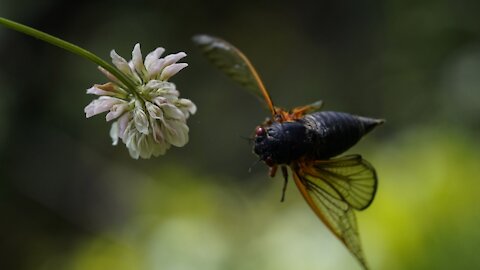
[193,34,276,115]
[302,155,378,210]
[291,155,378,269]
[291,100,324,118]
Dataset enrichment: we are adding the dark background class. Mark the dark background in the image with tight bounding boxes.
[1,0,480,269]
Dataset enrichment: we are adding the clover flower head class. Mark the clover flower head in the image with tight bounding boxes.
[84,43,196,159]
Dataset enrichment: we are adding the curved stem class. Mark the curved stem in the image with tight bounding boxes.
[0,17,139,97]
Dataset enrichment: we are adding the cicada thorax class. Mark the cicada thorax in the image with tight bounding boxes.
[253,111,383,165]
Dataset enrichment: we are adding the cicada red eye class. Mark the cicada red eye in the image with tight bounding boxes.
[255,126,266,137]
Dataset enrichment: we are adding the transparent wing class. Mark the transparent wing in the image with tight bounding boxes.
[291,100,324,118]
[193,34,276,115]
[291,155,378,269]
[302,155,378,210]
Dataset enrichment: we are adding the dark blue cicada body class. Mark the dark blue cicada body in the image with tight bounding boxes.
[254,111,383,165]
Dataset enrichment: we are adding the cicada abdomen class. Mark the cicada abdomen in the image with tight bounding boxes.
[301,111,384,160]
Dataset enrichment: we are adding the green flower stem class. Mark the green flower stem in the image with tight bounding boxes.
[0,17,139,97]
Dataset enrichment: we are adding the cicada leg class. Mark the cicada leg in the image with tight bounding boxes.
[280,165,289,202]
[269,165,278,177]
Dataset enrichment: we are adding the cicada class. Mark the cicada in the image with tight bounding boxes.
[194,34,384,269]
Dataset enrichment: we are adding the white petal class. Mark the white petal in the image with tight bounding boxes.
[128,148,140,159]
[160,103,185,121]
[110,50,133,75]
[137,134,153,159]
[152,96,167,107]
[145,47,165,69]
[84,102,96,118]
[87,83,128,98]
[125,128,140,159]
[97,66,122,85]
[147,81,179,100]
[117,113,131,139]
[145,80,174,90]
[86,85,113,96]
[162,120,189,147]
[133,101,149,134]
[147,58,166,78]
[150,118,165,143]
[163,52,187,66]
[178,99,197,115]
[148,52,186,80]
[106,103,129,121]
[145,101,164,120]
[126,60,143,84]
[176,98,197,118]
[123,122,170,159]
[84,97,125,118]
[160,63,188,81]
[110,122,119,145]
[127,144,140,159]
[131,43,145,75]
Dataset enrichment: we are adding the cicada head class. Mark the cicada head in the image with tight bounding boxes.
[253,121,309,166]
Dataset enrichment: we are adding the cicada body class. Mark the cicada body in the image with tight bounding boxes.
[254,111,383,165]
[194,34,384,270]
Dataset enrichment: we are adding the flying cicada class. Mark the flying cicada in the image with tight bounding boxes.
[194,34,384,269]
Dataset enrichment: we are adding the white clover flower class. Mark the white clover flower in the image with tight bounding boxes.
[84,43,196,159]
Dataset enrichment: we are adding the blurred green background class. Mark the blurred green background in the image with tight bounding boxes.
[1,0,480,269]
